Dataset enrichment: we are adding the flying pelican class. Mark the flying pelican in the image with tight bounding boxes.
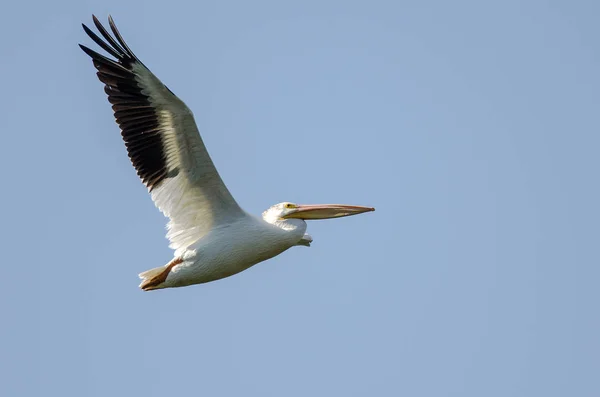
[79,15,375,291]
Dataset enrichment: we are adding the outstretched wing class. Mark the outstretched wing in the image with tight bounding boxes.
[80,15,245,255]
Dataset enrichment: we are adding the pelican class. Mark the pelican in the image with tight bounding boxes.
[79,15,375,291]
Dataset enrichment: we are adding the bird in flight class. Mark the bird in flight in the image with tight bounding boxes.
[80,15,375,291]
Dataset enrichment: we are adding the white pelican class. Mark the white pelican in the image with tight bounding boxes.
[80,15,375,291]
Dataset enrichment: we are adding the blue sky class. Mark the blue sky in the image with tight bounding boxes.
[1,0,599,396]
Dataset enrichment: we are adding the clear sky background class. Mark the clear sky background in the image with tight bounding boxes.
[1,1,599,396]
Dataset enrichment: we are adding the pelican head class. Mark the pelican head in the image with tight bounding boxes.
[262,202,375,247]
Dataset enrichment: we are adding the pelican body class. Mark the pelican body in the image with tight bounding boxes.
[80,16,374,291]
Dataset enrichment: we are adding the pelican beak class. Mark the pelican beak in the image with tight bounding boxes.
[283,204,375,220]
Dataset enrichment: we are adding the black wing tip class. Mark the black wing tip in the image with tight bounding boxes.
[81,23,97,41]
[78,43,95,58]
[81,14,138,64]
[81,14,170,191]
[92,14,105,31]
[107,15,138,60]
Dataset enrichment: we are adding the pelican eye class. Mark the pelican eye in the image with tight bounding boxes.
[285,203,296,209]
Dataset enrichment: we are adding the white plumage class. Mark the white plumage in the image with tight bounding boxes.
[80,15,374,290]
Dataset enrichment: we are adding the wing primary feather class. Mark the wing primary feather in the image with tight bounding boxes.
[79,45,117,67]
[93,61,132,78]
[82,23,124,59]
[81,17,168,190]
[108,15,139,62]
[91,15,132,64]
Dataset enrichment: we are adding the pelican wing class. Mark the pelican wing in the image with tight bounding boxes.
[80,15,245,254]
